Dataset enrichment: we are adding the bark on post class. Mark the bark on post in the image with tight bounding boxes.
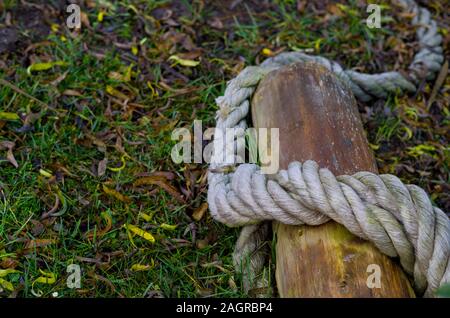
[251,62,415,297]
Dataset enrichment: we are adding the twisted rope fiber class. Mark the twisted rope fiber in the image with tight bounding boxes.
[207,0,448,297]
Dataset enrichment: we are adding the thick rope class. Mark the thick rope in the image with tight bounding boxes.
[207,0,447,297]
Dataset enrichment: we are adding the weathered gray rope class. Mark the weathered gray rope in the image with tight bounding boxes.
[207,0,447,297]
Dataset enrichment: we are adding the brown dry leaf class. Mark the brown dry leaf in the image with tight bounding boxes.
[30,220,45,236]
[85,133,107,152]
[196,239,209,249]
[192,203,208,221]
[135,171,175,180]
[158,81,195,95]
[24,41,54,55]
[428,60,448,108]
[0,141,18,168]
[80,11,90,28]
[133,176,184,203]
[207,17,223,29]
[297,0,306,12]
[85,211,113,240]
[63,89,83,97]
[176,50,203,61]
[49,71,68,86]
[133,175,167,187]
[98,157,108,177]
[24,239,56,249]
[102,184,131,203]
[326,4,344,17]
[0,258,19,269]
[87,271,123,297]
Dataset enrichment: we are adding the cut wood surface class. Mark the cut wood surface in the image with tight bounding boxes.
[251,62,415,297]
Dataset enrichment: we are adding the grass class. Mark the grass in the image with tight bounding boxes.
[0,0,449,297]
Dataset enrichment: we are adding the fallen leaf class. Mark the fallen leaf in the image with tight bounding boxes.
[160,223,177,231]
[124,224,155,243]
[0,112,19,121]
[106,85,129,100]
[27,61,67,74]
[33,270,56,284]
[130,260,155,272]
[192,203,208,221]
[25,239,56,249]
[85,211,113,240]
[62,89,83,97]
[0,269,20,277]
[0,258,19,269]
[0,141,18,168]
[139,212,154,222]
[208,17,223,29]
[102,184,131,203]
[427,60,448,108]
[196,239,208,249]
[168,55,200,67]
[32,269,57,296]
[98,157,108,177]
[49,70,69,86]
[261,48,274,56]
[108,155,127,172]
[39,169,53,178]
[133,175,167,186]
[98,11,105,22]
[80,11,90,28]
[0,278,14,291]
[134,176,184,203]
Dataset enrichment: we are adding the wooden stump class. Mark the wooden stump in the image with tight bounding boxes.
[251,62,414,297]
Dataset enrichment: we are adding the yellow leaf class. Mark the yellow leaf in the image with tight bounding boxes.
[31,270,57,297]
[33,269,57,285]
[130,261,154,272]
[98,11,105,22]
[124,224,155,243]
[102,184,131,203]
[51,24,59,32]
[106,85,129,100]
[0,112,20,121]
[314,39,322,51]
[146,81,159,97]
[123,65,133,82]
[168,55,200,67]
[108,154,127,172]
[139,212,153,222]
[39,169,53,178]
[131,45,138,56]
[261,48,273,56]
[27,61,67,74]
[0,269,20,278]
[160,223,177,231]
[0,278,14,291]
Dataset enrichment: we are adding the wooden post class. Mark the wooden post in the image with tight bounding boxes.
[251,62,415,297]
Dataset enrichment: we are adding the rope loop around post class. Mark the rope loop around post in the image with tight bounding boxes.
[207,0,448,297]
